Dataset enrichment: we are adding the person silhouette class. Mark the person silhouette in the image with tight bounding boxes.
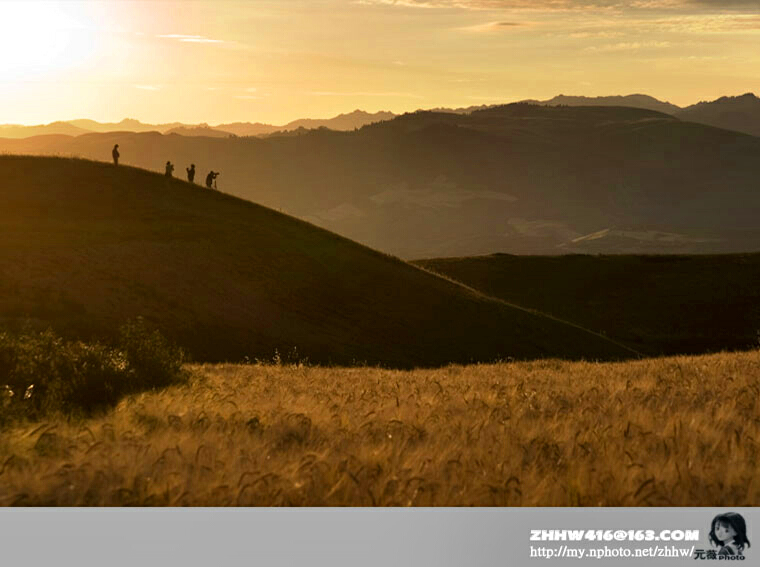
[165,161,174,178]
[205,170,219,189]
[186,163,196,183]
[112,144,120,166]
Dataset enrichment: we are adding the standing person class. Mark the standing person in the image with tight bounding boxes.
[165,161,174,178]
[205,170,219,189]
[186,163,196,183]
[112,144,120,166]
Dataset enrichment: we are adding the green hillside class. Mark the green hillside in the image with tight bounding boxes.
[0,156,634,366]
[415,254,760,356]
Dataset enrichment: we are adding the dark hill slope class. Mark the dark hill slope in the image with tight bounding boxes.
[0,156,633,366]
[4,105,760,258]
[521,93,760,139]
[415,254,760,356]
[521,94,682,115]
[676,93,760,138]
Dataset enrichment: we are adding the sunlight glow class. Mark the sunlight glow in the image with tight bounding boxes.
[1,0,759,125]
[0,2,96,80]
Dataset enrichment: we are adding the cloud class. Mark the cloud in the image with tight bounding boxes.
[461,21,526,31]
[157,34,225,44]
[310,90,425,98]
[354,0,440,7]
[448,77,489,82]
[465,95,510,100]
[687,0,760,8]
[356,0,760,10]
[689,13,760,29]
[585,40,671,51]
[631,13,760,32]
[235,89,269,99]
[355,0,635,9]
[568,30,624,38]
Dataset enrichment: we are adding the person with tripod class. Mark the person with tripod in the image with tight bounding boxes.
[205,170,219,189]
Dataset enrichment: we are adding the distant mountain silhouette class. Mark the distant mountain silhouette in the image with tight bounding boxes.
[66,118,185,133]
[0,110,397,139]
[0,121,92,139]
[0,155,632,365]
[214,122,282,137]
[4,104,760,258]
[425,104,497,115]
[7,95,760,140]
[675,93,760,137]
[283,109,396,131]
[165,124,234,138]
[520,92,760,138]
[522,94,682,115]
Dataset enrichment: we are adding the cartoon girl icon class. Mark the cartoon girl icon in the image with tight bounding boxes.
[709,512,751,557]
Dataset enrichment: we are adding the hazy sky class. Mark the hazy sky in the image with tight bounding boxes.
[2,0,760,125]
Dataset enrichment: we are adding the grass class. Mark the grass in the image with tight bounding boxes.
[1,350,757,506]
[415,253,760,356]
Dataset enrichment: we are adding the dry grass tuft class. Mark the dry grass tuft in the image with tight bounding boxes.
[1,350,758,506]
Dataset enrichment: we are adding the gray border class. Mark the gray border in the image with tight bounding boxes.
[0,507,755,567]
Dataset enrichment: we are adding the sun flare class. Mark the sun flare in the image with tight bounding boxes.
[0,1,96,81]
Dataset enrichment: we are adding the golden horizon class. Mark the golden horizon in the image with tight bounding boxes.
[2,0,759,125]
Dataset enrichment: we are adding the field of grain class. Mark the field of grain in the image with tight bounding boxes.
[1,350,758,506]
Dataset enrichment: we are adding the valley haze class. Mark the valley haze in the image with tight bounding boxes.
[4,95,760,258]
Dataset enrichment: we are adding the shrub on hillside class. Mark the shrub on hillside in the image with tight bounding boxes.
[0,321,186,422]
[118,317,186,390]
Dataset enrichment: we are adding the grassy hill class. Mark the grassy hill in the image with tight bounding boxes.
[4,105,760,258]
[0,155,634,366]
[415,253,760,356]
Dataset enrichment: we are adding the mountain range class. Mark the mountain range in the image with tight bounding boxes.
[3,103,759,258]
[525,92,760,137]
[0,110,396,139]
[3,93,760,138]
[521,94,682,115]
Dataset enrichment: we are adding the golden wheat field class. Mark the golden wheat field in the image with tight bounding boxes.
[1,350,758,506]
